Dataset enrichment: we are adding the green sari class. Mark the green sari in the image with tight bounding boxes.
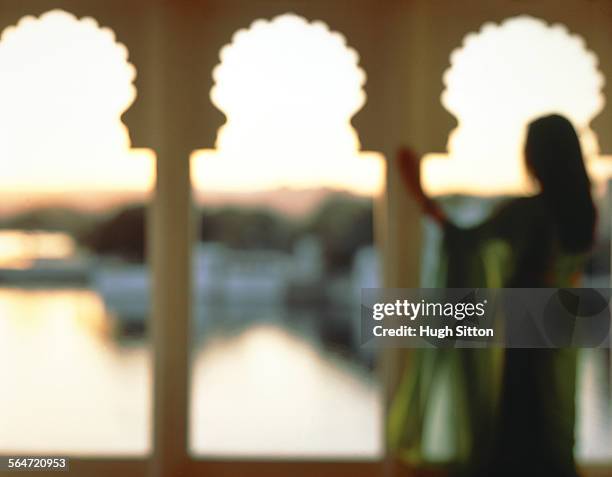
[387,195,582,476]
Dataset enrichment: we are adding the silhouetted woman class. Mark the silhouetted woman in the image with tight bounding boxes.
[397,114,596,477]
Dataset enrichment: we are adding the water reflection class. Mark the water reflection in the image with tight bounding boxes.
[0,286,609,460]
[0,230,75,268]
[0,288,150,455]
[0,288,382,457]
[190,323,382,457]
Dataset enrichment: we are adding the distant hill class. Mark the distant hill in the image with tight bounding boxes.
[0,207,102,238]
[77,190,374,271]
[2,188,608,276]
[0,186,369,220]
[81,205,146,262]
[0,190,149,216]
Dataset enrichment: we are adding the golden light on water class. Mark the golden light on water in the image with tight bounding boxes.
[0,288,149,455]
[190,324,382,456]
[0,230,75,268]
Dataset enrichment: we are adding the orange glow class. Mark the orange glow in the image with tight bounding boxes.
[0,10,154,197]
[0,230,75,268]
[190,324,382,456]
[0,288,150,454]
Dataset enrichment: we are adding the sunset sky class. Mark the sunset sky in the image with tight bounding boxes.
[0,11,154,195]
[0,11,383,208]
[422,16,612,196]
[0,11,610,210]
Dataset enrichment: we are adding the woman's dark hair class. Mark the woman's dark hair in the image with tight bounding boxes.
[525,114,596,253]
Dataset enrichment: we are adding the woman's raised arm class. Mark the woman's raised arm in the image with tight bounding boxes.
[396,147,447,225]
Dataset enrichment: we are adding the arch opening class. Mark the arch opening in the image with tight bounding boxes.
[192,13,383,196]
[189,13,383,458]
[0,9,154,204]
[0,9,152,456]
[419,15,612,463]
[423,15,611,197]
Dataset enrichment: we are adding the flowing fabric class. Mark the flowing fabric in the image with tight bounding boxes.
[387,195,583,476]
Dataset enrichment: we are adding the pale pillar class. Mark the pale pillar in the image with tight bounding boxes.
[149,142,193,477]
[145,4,199,477]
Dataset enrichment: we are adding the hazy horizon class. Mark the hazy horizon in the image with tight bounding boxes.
[0,185,375,219]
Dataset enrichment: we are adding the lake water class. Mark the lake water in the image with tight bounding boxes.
[0,286,609,462]
[0,287,382,457]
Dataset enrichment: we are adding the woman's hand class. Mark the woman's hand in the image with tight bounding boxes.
[396,146,446,225]
[396,147,425,203]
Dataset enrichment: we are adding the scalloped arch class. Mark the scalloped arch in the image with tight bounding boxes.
[192,13,382,195]
[210,13,366,139]
[0,9,137,130]
[423,15,608,195]
[0,9,153,193]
